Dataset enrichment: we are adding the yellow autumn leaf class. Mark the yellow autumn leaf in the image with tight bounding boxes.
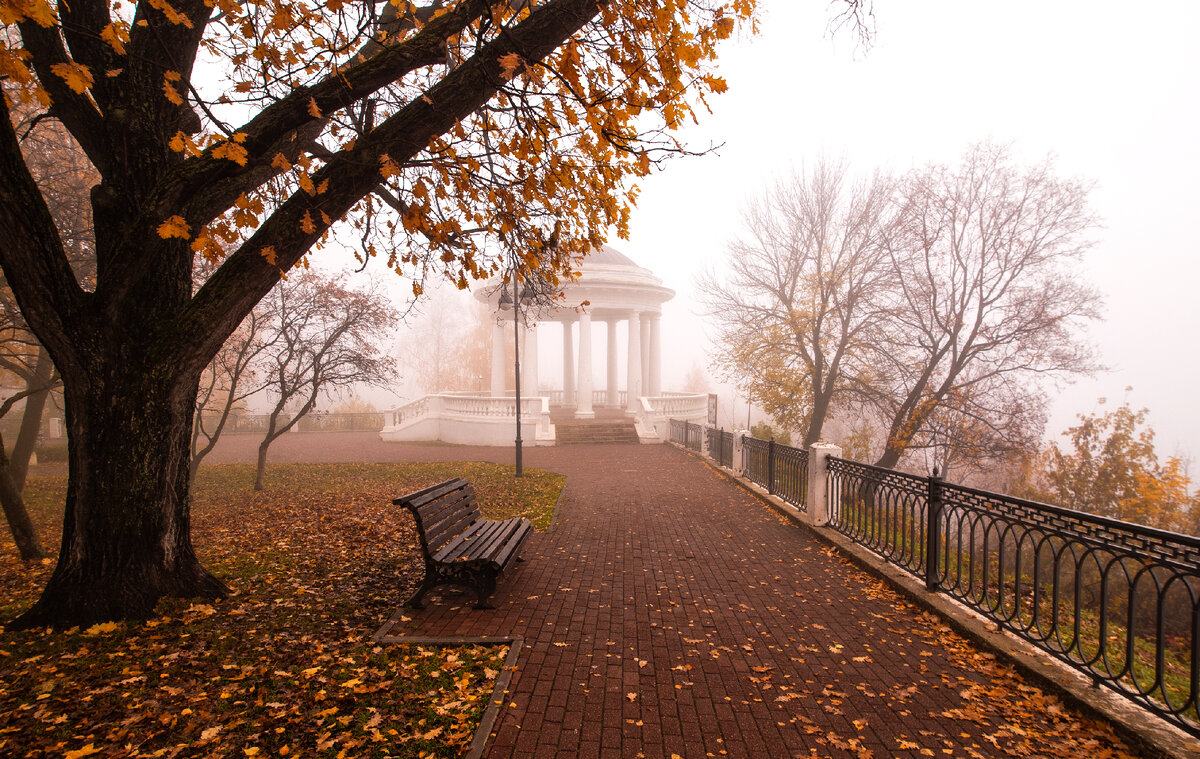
[83,620,120,635]
[307,97,321,118]
[162,78,183,105]
[0,0,56,27]
[300,210,316,234]
[50,61,93,94]
[64,744,101,759]
[498,52,522,80]
[212,139,249,166]
[99,23,129,55]
[260,246,277,266]
[157,215,191,240]
[271,152,292,171]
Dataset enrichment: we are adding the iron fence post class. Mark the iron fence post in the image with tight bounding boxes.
[767,439,776,496]
[925,468,943,592]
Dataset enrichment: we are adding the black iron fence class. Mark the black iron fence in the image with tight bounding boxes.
[717,430,734,468]
[742,436,808,513]
[826,456,1200,736]
[683,421,704,452]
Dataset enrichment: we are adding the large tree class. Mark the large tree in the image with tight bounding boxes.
[868,143,1101,471]
[0,0,757,627]
[699,159,896,447]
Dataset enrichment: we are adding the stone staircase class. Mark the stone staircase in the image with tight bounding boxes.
[551,407,640,445]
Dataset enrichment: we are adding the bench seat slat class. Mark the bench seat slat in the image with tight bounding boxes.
[489,521,533,569]
[462,518,525,563]
[433,518,507,563]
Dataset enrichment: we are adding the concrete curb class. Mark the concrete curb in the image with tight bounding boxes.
[670,441,1200,759]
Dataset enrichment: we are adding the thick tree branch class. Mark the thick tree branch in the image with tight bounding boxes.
[15,21,108,173]
[158,0,495,226]
[169,0,604,372]
[0,92,89,367]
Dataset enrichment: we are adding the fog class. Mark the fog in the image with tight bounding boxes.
[345,1,1199,460]
[620,0,1200,458]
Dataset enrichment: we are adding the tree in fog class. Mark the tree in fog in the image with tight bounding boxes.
[254,274,396,490]
[1038,398,1198,533]
[699,159,896,447]
[1,0,758,628]
[190,302,275,479]
[401,288,492,394]
[867,143,1102,471]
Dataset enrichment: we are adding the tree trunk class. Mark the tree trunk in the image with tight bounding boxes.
[874,446,902,471]
[10,347,55,491]
[0,431,46,561]
[254,437,271,492]
[8,363,227,629]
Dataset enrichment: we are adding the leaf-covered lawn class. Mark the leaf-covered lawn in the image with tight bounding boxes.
[0,462,565,758]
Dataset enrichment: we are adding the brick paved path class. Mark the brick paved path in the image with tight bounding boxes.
[360,441,1137,759]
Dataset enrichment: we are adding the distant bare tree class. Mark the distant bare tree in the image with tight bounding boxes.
[867,143,1102,471]
[254,274,396,490]
[189,304,276,479]
[402,289,492,394]
[699,158,896,447]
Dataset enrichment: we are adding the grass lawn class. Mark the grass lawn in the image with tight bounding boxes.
[0,462,565,758]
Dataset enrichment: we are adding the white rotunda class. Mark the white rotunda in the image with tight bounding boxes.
[380,246,707,446]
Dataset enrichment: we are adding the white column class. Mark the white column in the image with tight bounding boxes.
[640,313,651,396]
[491,321,506,397]
[648,314,662,397]
[561,320,575,406]
[524,322,539,397]
[626,311,642,413]
[576,312,594,419]
[606,320,619,406]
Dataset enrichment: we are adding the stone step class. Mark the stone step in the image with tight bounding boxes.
[555,422,639,445]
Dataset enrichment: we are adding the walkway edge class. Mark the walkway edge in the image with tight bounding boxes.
[672,442,1200,759]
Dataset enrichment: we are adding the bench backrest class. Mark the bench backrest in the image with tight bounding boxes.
[394,478,482,556]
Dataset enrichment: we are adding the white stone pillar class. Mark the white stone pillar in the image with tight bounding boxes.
[807,443,843,527]
[562,321,575,406]
[524,322,539,397]
[626,312,642,413]
[648,314,662,398]
[606,320,619,406]
[640,314,651,397]
[491,321,506,397]
[576,312,594,419]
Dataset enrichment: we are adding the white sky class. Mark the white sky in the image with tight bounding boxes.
[613,0,1200,459]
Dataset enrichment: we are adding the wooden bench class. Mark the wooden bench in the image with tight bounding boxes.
[394,477,533,609]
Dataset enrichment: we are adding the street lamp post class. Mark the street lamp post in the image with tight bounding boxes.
[500,275,530,477]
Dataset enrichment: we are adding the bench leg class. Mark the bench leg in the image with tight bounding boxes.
[472,572,498,610]
[404,580,431,609]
